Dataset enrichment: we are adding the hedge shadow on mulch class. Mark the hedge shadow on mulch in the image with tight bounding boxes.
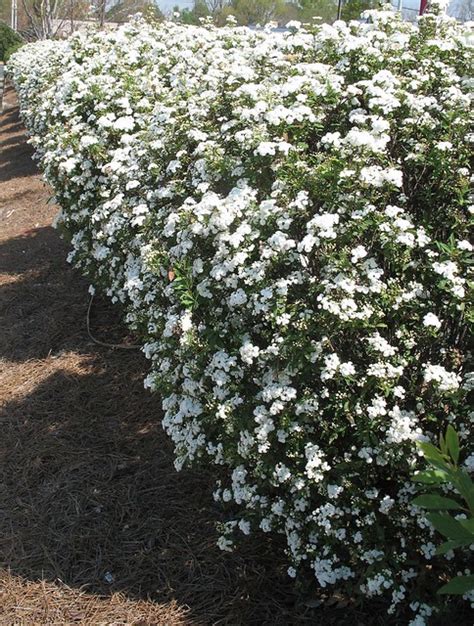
[0,96,37,183]
[0,357,302,625]
[0,227,93,362]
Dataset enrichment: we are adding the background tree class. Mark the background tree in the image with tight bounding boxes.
[20,0,69,38]
[232,0,294,24]
[175,0,210,24]
[0,0,9,23]
[173,0,378,26]
[341,0,376,20]
[106,0,164,23]
[294,0,338,22]
[215,0,297,24]
[90,0,106,26]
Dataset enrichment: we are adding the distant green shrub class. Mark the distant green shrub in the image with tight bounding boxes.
[0,22,22,63]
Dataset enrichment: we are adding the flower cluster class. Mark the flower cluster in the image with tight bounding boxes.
[8,6,473,621]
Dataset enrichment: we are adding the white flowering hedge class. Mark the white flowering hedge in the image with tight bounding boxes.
[8,5,473,621]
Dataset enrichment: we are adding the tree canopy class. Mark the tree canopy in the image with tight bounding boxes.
[173,0,377,26]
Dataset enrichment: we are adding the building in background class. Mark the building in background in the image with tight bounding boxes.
[390,0,472,20]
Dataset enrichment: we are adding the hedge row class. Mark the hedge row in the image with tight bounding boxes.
[8,6,473,622]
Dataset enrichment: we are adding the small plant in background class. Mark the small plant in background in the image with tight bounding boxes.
[413,425,474,596]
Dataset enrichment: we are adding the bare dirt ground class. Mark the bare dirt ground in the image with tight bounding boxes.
[1,84,469,626]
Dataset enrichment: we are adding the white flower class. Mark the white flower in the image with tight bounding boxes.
[309,213,339,239]
[274,463,291,483]
[238,519,251,535]
[386,406,422,444]
[360,166,403,188]
[422,313,441,330]
[321,131,342,148]
[80,135,98,148]
[255,142,276,156]
[228,289,248,307]
[423,363,461,392]
[350,245,368,263]
[217,535,234,552]
[114,116,135,131]
[240,340,260,364]
[436,141,452,151]
[432,260,459,281]
[367,333,397,357]
[379,495,395,514]
[60,157,77,173]
[463,454,474,472]
[180,312,193,332]
[321,352,340,381]
[327,484,344,499]
[305,443,330,481]
[457,239,472,251]
[267,230,296,252]
[340,361,356,377]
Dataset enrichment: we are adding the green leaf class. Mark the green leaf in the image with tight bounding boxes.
[455,471,474,514]
[435,540,465,555]
[413,495,462,510]
[437,575,474,595]
[459,518,474,533]
[412,469,448,484]
[426,513,473,541]
[446,425,460,464]
[439,432,447,456]
[417,442,447,466]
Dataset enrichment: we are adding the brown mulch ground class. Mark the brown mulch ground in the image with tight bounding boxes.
[0,83,469,625]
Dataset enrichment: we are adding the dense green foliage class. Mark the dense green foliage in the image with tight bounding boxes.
[0,21,22,62]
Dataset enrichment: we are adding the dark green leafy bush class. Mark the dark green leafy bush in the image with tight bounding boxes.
[0,22,23,63]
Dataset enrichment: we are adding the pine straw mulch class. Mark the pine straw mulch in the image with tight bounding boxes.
[0,82,470,625]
